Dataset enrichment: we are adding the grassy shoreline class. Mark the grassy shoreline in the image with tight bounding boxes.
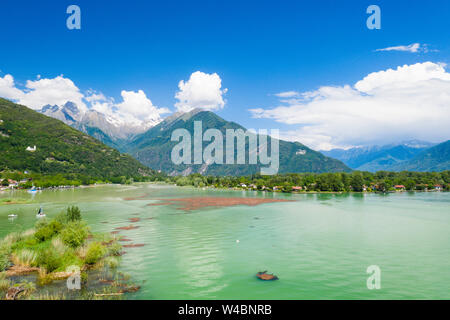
[0,206,138,300]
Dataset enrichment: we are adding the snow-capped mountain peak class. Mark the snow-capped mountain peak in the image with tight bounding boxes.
[37,101,158,142]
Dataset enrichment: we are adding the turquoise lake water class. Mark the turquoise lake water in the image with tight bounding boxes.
[0,184,449,299]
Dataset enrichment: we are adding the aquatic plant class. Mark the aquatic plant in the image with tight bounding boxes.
[14,280,36,297]
[37,268,53,286]
[103,256,120,269]
[51,237,68,256]
[11,249,37,267]
[107,242,122,257]
[0,272,11,293]
[75,244,88,260]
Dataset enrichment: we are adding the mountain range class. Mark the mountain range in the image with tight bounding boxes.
[389,140,450,172]
[34,100,449,174]
[123,109,351,175]
[322,140,450,172]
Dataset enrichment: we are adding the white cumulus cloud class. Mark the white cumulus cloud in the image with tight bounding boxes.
[19,76,87,111]
[0,74,24,100]
[0,74,169,127]
[115,90,169,126]
[250,62,450,150]
[175,71,227,112]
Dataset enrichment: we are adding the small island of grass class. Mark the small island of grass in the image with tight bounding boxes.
[0,206,138,300]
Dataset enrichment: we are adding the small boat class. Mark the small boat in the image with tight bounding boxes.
[36,207,46,218]
[28,187,37,194]
[8,214,18,218]
[256,271,278,281]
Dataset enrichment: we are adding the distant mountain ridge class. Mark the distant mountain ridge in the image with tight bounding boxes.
[125,109,351,176]
[389,140,450,172]
[322,140,439,172]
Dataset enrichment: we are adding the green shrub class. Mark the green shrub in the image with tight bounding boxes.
[54,211,69,224]
[66,206,82,222]
[59,250,83,271]
[61,221,89,248]
[85,242,105,265]
[37,249,62,272]
[22,236,39,248]
[35,220,62,242]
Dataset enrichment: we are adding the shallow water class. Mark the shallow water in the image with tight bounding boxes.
[1,184,449,299]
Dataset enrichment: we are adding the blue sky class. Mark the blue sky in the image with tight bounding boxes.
[1,0,449,149]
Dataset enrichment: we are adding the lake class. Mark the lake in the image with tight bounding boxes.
[1,183,449,299]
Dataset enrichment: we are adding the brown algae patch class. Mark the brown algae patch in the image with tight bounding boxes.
[122,244,145,248]
[114,225,140,231]
[146,197,293,211]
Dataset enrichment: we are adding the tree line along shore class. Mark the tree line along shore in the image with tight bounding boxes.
[169,171,450,193]
[1,170,449,193]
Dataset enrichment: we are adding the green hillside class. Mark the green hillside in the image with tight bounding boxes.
[0,98,153,178]
[126,109,351,175]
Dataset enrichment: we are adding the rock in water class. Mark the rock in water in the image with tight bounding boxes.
[6,287,24,300]
[256,271,279,281]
